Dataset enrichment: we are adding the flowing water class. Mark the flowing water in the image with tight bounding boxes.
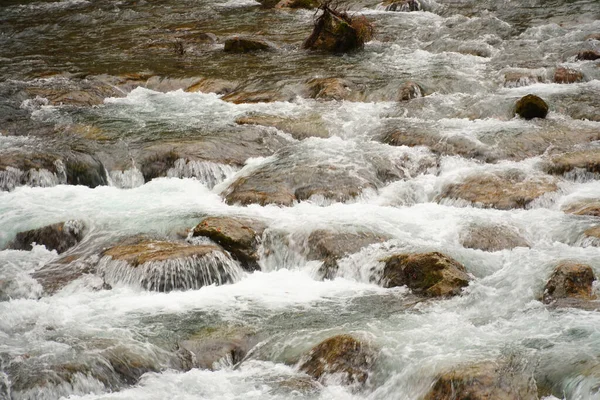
[1,0,600,399]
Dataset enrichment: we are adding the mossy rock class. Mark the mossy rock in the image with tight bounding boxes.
[223,37,275,53]
[515,94,548,120]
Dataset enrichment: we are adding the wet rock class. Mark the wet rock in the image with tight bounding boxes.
[584,226,600,244]
[544,150,600,177]
[306,229,389,279]
[381,252,470,298]
[460,224,529,252]
[9,220,85,254]
[438,171,558,210]
[275,0,320,9]
[576,50,600,61]
[515,94,549,120]
[65,153,108,188]
[503,71,545,88]
[192,216,266,271]
[0,151,65,191]
[99,240,243,292]
[224,37,275,53]
[563,200,600,217]
[554,67,584,84]
[179,326,257,370]
[31,254,99,295]
[398,81,424,101]
[221,89,293,104]
[140,150,181,182]
[384,0,421,12]
[305,77,360,101]
[424,362,538,400]
[186,78,238,95]
[299,335,375,386]
[542,262,596,305]
[303,5,373,53]
[25,78,123,107]
[235,113,330,140]
[585,33,600,41]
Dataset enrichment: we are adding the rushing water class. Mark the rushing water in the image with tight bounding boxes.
[1,0,600,399]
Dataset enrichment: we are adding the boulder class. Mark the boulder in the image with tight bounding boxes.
[438,171,558,210]
[460,224,529,252]
[235,113,330,140]
[305,77,360,101]
[584,226,600,243]
[65,153,108,188]
[9,220,85,254]
[192,216,266,271]
[554,67,584,84]
[563,200,600,217]
[424,362,538,400]
[542,262,596,305]
[545,150,600,177]
[384,0,421,12]
[398,81,424,101]
[585,34,600,41]
[306,230,389,279]
[515,94,548,120]
[299,335,375,385]
[303,5,373,52]
[380,252,470,297]
[576,50,600,61]
[275,0,320,9]
[223,37,276,53]
[99,240,244,292]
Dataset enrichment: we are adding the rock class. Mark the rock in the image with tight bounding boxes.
[460,224,529,252]
[438,171,558,210]
[223,37,275,53]
[563,200,600,217]
[0,151,64,191]
[31,254,99,295]
[576,50,600,61]
[545,150,600,177]
[398,81,424,101]
[384,0,421,12]
[503,71,545,88]
[221,89,293,104]
[424,362,538,400]
[192,216,266,271]
[303,5,373,53]
[515,94,549,120]
[306,229,389,279]
[25,78,123,107]
[275,0,320,9]
[140,150,181,182]
[305,77,359,101]
[9,220,85,254]
[299,335,375,386]
[542,262,596,305]
[65,153,108,188]
[256,0,282,8]
[554,67,584,84]
[585,33,600,41]
[179,326,257,370]
[381,252,470,297]
[584,226,600,243]
[99,240,244,292]
[235,113,330,140]
[185,78,238,95]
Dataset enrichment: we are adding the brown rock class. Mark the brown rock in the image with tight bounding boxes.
[503,71,545,88]
[424,362,538,400]
[275,0,319,9]
[235,113,330,140]
[103,241,222,266]
[542,262,596,304]
[192,216,266,271]
[398,81,424,101]
[461,224,529,252]
[224,37,276,53]
[9,221,85,254]
[185,78,238,95]
[438,171,558,210]
[305,77,358,101]
[563,200,600,217]
[299,335,375,385]
[577,50,600,61]
[545,150,600,176]
[584,226,600,241]
[381,252,470,297]
[515,94,549,120]
[554,67,584,84]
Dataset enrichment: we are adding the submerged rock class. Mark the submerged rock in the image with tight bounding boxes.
[306,230,389,279]
[303,5,373,52]
[542,262,596,305]
[381,252,470,297]
[9,220,85,254]
[99,240,244,292]
[223,37,276,53]
[515,94,548,120]
[554,67,584,84]
[544,150,600,177]
[299,335,375,386]
[397,81,424,101]
[0,151,65,191]
[424,362,538,400]
[221,89,293,104]
[32,254,99,295]
[576,50,600,61]
[235,113,330,140]
[275,0,320,9]
[305,77,360,101]
[192,216,266,271]
[460,224,529,252]
[438,171,558,210]
[384,0,421,12]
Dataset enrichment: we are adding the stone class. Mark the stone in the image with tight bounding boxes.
[424,362,538,400]
[585,34,600,41]
[235,113,330,140]
[398,81,424,101]
[381,252,470,297]
[542,262,596,304]
[384,0,421,12]
[221,90,293,104]
[185,78,238,95]
[303,6,373,53]
[223,37,275,53]
[192,216,266,271]
[576,50,600,61]
[438,171,558,210]
[563,200,600,217]
[275,0,320,9]
[299,335,375,385]
[554,67,584,84]
[460,224,529,252]
[9,220,85,254]
[305,77,359,101]
[65,153,108,188]
[515,94,548,120]
[545,150,600,177]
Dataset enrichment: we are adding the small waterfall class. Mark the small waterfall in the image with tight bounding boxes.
[167,159,238,189]
[98,250,245,292]
[107,167,145,189]
[0,162,66,191]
